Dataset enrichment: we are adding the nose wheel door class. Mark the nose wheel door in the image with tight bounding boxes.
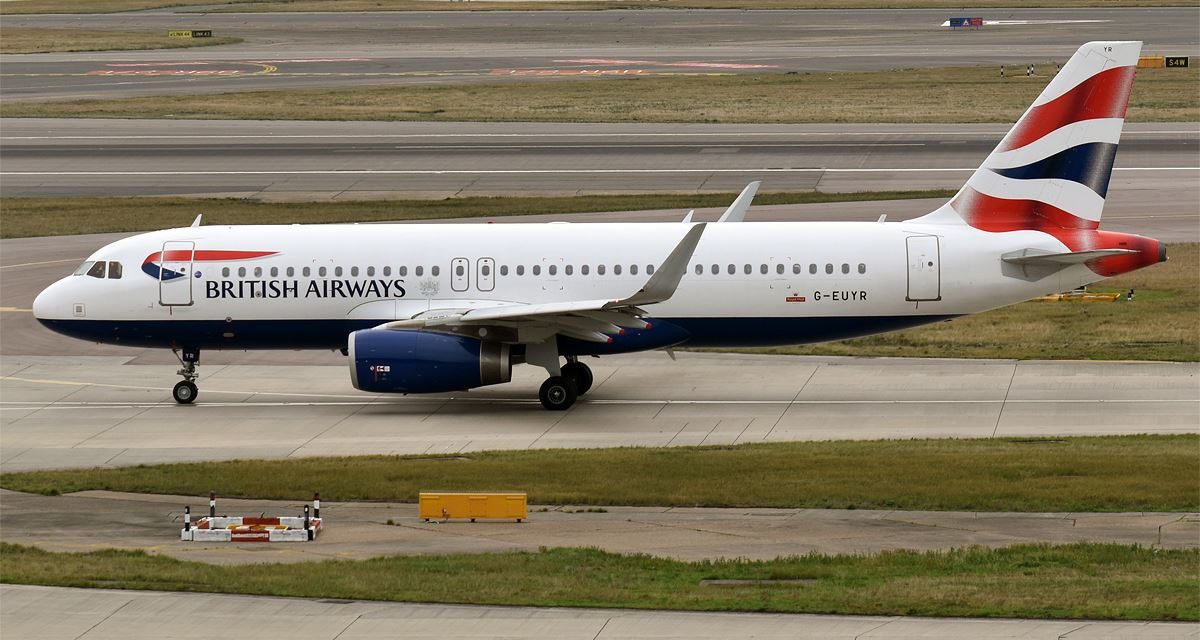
[158,241,195,306]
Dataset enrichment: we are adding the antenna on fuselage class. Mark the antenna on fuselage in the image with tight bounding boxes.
[191,214,203,227]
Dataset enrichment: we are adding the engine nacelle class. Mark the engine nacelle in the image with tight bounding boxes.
[349,329,511,394]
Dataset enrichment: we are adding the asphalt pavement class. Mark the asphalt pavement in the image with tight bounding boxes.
[2,8,1197,101]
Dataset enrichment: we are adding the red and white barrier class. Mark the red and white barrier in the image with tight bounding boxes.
[181,493,322,542]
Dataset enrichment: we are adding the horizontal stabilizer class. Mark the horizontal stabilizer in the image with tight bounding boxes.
[1002,248,1136,265]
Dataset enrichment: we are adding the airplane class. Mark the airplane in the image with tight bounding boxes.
[33,41,1165,411]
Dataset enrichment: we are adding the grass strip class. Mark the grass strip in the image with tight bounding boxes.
[2,542,1196,621]
[4,436,1197,512]
[0,0,1186,14]
[3,65,1194,123]
[0,191,953,239]
[733,243,1199,362]
[0,28,240,54]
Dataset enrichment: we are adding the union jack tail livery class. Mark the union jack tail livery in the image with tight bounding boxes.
[918,41,1161,277]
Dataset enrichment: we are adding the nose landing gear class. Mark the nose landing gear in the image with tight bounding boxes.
[172,347,200,405]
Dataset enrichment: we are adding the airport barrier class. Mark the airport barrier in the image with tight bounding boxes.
[1138,56,1165,69]
[181,492,322,542]
[1036,292,1121,302]
[420,492,528,522]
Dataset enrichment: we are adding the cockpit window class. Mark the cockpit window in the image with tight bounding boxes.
[107,261,123,279]
[73,261,95,276]
[86,261,106,279]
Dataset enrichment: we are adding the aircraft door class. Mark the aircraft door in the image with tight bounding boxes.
[158,241,195,306]
[905,235,941,302]
[451,257,469,292]
[477,257,495,292]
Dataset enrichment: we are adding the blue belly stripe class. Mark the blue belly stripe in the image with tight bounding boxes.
[37,315,957,353]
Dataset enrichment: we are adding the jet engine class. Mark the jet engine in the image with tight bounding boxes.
[349,329,512,394]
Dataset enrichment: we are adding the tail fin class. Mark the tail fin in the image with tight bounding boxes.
[915,41,1141,231]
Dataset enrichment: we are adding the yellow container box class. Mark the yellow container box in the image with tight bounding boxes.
[419,492,527,522]
[1137,56,1165,69]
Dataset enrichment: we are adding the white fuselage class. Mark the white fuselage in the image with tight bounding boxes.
[34,220,1096,352]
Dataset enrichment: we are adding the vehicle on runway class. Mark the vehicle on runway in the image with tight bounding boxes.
[33,41,1165,410]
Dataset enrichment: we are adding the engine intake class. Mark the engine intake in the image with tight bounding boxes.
[349,329,511,394]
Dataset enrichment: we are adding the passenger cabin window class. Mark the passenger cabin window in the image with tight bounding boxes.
[456,264,465,277]
[382,266,390,276]
[565,265,573,276]
[85,262,106,279]
[533,265,541,276]
[614,265,622,275]
[303,267,311,277]
[809,264,817,274]
[647,264,655,275]
[630,265,638,276]
[517,265,525,276]
[351,266,359,277]
[695,264,703,275]
[793,264,801,275]
[858,263,866,274]
[841,263,850,274]
[760,264,768,275]
[482,264,492,276]
[743,264,752,275]
[287,267,295,277]
[727,264,735,275]
[711,264,719,275]
[223,267,231,277]
[598,265,606,275]
[399,266,407,277]
[255,267,263,277]
[500,265,509,276]
[367,266,375,276]
[432,266,440,277]
[270,267,279,277]
[335,267,343,277]
[581,265,589,275]
[238,267,247,277]
[319,267,327,277]
[549,265,557,276]
[825,263,834,274]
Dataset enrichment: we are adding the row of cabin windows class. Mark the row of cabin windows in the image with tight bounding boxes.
[219,262,866,279]
[221,265,438,278]
[73,261,123,279]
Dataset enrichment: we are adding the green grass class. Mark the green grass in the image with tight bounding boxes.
[738,243,1200,362]
[0,28,240,54]
[3,64,1194,123]
[2,543,1196,620]
[0,191,953,239]
[0,0,1187,13]
[3,436,1197,512]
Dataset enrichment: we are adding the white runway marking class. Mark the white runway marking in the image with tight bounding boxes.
[0,258,83,270]
[2,398,1196,410]
[3,167,1197,177]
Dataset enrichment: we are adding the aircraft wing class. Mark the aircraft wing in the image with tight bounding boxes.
[378,223,707,343]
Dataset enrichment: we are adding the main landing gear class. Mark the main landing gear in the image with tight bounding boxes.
[538,358,594,411]
[172,347,200,405]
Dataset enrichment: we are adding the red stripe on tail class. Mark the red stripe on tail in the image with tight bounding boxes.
[998,65,1135,152]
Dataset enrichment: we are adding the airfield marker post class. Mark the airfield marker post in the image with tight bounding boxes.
[209,492,216,517]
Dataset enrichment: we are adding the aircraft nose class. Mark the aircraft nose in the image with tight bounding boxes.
[32,279,66,320]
